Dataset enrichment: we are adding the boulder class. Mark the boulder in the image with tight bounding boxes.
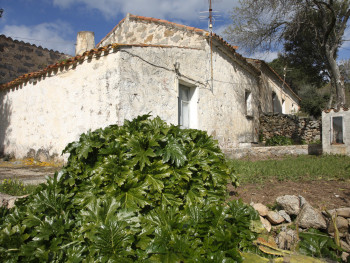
[266,211,285,225]
[327,216,349,237]
[260,216,272,232]
[341,240,350,253]
[298,203,327,229]
[278,210,292,223]
[276,195,300,215]
[252,203,269,217]
[326,207,350,218]
[276,229,297,250]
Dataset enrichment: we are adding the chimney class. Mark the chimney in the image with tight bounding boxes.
[75,31,95,56]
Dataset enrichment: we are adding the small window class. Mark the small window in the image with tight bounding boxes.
[179,84,191,128]
[272,92,277,113]
[245,90,253,116]
[282,99,285,114]
[332,116,344,144]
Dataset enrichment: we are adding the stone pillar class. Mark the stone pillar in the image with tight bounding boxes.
[75,31,95,56]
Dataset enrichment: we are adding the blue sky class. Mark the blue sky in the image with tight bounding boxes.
[0,0,349,62]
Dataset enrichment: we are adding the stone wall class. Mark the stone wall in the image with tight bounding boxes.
[0,35,69,85]
[98,14,207,49]
[260,113,321,144]
[223,145,323,159]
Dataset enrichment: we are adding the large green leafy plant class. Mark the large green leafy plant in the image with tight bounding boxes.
[0,115,259,262]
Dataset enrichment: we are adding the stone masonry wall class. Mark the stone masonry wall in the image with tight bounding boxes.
[260,113,321,144]
[97,14,207,49]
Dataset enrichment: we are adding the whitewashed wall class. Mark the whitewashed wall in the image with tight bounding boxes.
[0,44,260,161]
[259,66,300,114]
[322,108,350,156]
[0,51,123,160]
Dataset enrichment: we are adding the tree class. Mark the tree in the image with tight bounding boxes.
[225,0,350,108]
[339,59,350,83]
[268,56,329,117]
[268,54,326,94]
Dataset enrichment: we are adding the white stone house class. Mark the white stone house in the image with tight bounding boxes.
[0,14,300,162]
[322,107,350,155]
[247,59,300,114]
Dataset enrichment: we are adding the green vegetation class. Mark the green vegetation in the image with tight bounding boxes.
[228,155,350,185]
[0,115,263,262]
[265,135,293,146]
[298,228,341,261]
[0,179,38,196]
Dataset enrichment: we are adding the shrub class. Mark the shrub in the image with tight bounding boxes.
[0,179,37,196]
[265,135,293,146]
[0,115,260,262]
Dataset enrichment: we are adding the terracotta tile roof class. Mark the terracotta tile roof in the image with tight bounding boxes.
[323,107,349,113]
[0,43,199,91]
[247,58,301,101]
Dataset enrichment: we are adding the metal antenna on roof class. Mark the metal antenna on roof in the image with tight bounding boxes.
[209,0,214,91]
[199,0,221,92]
[200,0,214,91]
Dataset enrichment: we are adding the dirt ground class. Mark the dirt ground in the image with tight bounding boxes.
[228,179,350,210]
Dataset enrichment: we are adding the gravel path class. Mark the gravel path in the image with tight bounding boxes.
[0,160,60,185]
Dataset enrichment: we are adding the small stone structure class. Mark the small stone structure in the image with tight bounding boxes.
[322,107,350,156]
[260,113,321,144]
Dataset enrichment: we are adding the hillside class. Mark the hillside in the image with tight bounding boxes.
[0,35,70,85]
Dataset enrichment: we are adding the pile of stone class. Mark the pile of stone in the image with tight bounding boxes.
[252,195,350,262]
[259,114,321,144]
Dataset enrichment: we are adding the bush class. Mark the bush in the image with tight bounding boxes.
[0,179,37,196]
[0,115,260,262]
[265,135,293,146]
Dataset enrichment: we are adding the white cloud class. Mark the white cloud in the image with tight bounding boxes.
[53,0,238,22]
[1,21,75,55]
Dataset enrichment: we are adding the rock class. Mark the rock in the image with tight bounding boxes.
[266,211,285,224]
[278,210,291,223]
[276,229,297,250]
[298,203,327,229]
[252,203,269,217]
[0,193,28,209]
[327,207,350,218]
[260,216,272,232]
[327,216,349,237]
[342,252,349,262]
[276,195,300,215]
[299,195,307,208]
[341,240,350,253]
